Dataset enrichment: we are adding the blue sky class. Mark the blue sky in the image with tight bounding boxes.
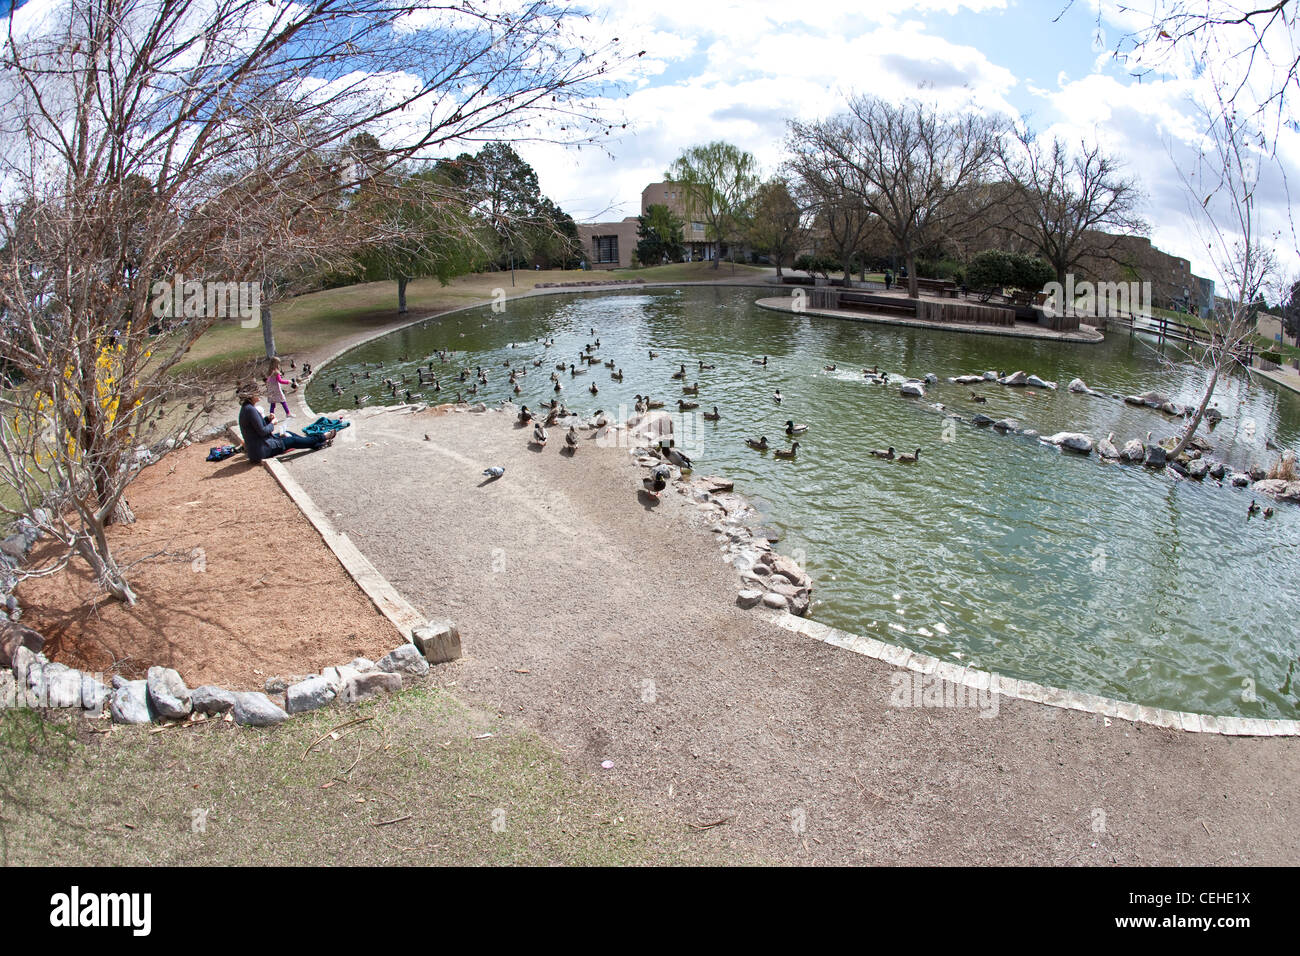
[519,0,1300,287]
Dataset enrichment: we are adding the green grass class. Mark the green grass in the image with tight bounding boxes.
[178,263,773,376]
[0,686,759,866]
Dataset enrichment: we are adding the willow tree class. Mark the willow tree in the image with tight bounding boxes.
[667,141,760,270]
[0,0,632,604]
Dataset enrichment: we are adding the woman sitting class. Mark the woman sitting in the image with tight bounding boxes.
[237,385,335,463]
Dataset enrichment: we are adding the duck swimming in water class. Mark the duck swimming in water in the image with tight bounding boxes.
[870,446,895,460]
[896,448,921,463]
[745,436,770,451]
[774,441,800,460]
[785,420,808,435]
[703,406,721,421]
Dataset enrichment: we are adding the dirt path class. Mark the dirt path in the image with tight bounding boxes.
[282,404,1299,865]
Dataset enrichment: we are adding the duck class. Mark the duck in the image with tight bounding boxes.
[703,406,721,421]
[682,382,699,395]
[660,442,693,469]
[611,369,624,382]
[1248,499,1261,516]
[634,394,647,413]
[589,382,599,395]
[896,448,922,463]
[678,399,700,411]
[565,426,579,454]
[785,420,809,435]
[544,406,559,426]
[969,392,987,404]
[870,446,895,460]
[745,436,770,451]
[604,359,616,369]
[752,356,768,366]
[773,389,783,404]
[649,350,659,359]
[698,360,716,370]
[532,423,548,446]
[824,364,837,371]
[774,441,800,460]
[645,397,665,409]
[671,364,687,380]
[643,463,673,498]
[554,381,563,393]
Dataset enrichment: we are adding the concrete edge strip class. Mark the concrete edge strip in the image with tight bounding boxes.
[766,612,1300,737]
[754,297,1106,344]
[262,457,425,642]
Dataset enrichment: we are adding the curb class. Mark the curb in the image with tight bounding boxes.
[768,613,1300,737]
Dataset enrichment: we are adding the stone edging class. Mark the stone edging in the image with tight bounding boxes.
[755,296,1106,344]
[768,612,1300,737]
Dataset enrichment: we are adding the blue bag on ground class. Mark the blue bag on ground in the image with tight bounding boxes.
[302,417,350,437]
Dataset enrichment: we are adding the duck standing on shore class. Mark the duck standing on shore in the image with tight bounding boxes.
[566,426,579,455]
[643,463,673,498]
[532,423,548,446]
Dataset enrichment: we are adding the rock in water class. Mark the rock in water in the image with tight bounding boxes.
[1067,378,1089,393]
[1000,370,1029,386]
[1144,445,1167,468]
[899,382,925,398]
[232,692,289,726]
[146,665,192,719]
[1025,375,1056,389]
[1044,432,1094,454]
[1121,440,1146,463]
[1185,460,1209,480]
[1096,436,1120,459]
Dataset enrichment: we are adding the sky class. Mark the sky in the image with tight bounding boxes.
[516,0,1300,289]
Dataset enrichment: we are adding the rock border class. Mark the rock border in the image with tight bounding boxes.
[768,612,1300,736]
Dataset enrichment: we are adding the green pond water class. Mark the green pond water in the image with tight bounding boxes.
[308,286,1300,719]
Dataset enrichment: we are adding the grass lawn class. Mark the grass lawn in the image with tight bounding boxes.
[178,262,773,375]
[0,687,756,866]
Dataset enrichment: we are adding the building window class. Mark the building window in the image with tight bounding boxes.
[593,235,619,264]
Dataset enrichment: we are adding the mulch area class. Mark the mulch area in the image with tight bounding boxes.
[16,442,400,690]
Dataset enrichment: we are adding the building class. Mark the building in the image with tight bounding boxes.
[1078,233,1214,315]
[576,182,734,270]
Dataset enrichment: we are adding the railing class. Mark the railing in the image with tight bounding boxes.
[1099,311,1255,363]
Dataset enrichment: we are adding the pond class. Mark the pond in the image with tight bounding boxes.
[308,286,1300,719]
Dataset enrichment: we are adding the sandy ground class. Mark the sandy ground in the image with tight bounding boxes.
[284,403,1299,865]
[17,443,401,689]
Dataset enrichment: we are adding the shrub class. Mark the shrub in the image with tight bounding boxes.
[1260,349,1282,364]
[1268,451,1297,482]
[967,250,1014,293]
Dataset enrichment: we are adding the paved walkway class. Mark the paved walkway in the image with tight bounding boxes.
[282,405,1298,865]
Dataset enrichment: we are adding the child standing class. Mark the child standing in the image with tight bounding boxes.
[266,357,293,419]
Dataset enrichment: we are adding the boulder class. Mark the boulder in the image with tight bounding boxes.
[191,685,237,715]
[81,674,108,713]
[0,535,28,560]
[264,674,316,695]
[38,662,83,709]
[953,375,983,385]
[982,371,999,381]
[1096,436,1119,459]
[1144,445,1167,468]
[1067,378,1090,393]
[899,382,925,398]
[9,644,39,683]
[736,589,763,609]
[1159,401,1184,416]
[1251,478,1300,502]
[760,592,789,611]
[923,373,938,385]
[0,622,44,668]
[286,676,337,715]
[789,592,811,617]
[1000,371,1029,386]
[1249,464,1267,482]
[109,681,154,724]
[992,418,1019,433]
[340,671,402,703]
[0,670,14,709]
[1185,459,1209,480]
[1025,375,1056,389]
[1229,472,1252,487]
[1204,407,1223,425]
[1208,461,1227,480]
[377,643,430,676]
[412,621,461,664]
[348,657,377,673]
[232,692,289,727]
[146,666,192,720]
[763,552,811,588]
[970,413,995,428]
[1121,440,1146,463]
[1044,432,1094,454]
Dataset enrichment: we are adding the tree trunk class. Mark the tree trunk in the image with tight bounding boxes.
[76,530,138,606]
[1169,356,1223,461]
[906,251,919,298]
[261,303,275,358]
[398,276,408,314]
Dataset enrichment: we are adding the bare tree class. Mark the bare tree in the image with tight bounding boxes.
[746,178,808,277]
[785,156,877,285]
[995,126,1147,287]
[787,96,1002,298]
[666,141,760,270]
[0,0,632,604]
[1167,100,1278,461]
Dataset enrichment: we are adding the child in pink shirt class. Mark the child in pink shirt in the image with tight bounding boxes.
[266,357,293,419]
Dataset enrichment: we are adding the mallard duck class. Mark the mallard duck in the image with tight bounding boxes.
[1248,499,1261,516]
[611,369,624,381]
[774,441,800,460]
[698,361,716,370]
[870,446,895,459]
[565,426,578,454]
[678,399,700,411]
[746,436,770,451]
[661,442,693,469]
[532,423,548,446]
[544,406,559,426]
[824,364,837,371]
[554,381,563,393]
[634,394,647,413]
[969,392,987,404]
[649,350,659,359]
[752,356,768,366]
[785,420,808,435]
[1264,506,1275,518]
[703,406,721,421]
[589,382,599,395]
[682,382,699,395]
[643,463,673,498]
[605,359,616,368]
[773,389,783,404]
[646,398,665,409]
[897,448,921,463]
[671,364,686,380]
